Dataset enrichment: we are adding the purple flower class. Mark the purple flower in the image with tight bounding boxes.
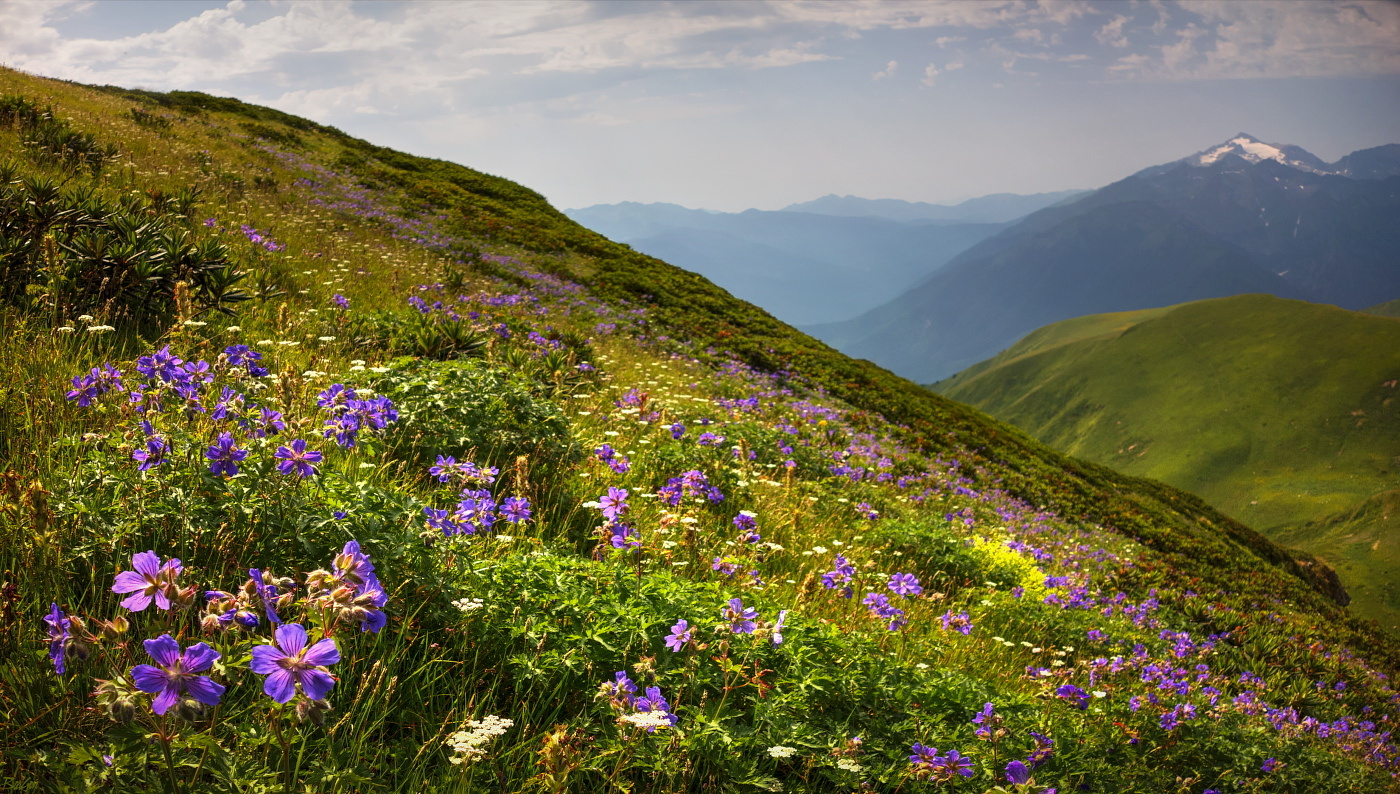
[1262,757,1282,773]
[972,702,1002,740]
[664,619,691,652]
[940,610,973,635]
[821,555,855,596]
[500,496,532,524]
[771,609,788,646]
[1005,760,1030,785]
[602,670,637,709]
[724,597,759,634]
[205,432,249,477]
[130,634,224,715]
[132,437,168,471]
[1055,684,1089,710]
[598,487,629,520]
[275,439,322,478]
[44,603,71,675]
[332,294,350,309]
[111,551,182,612]
[1026,730,1054,767]
[669,422,685,439]
[609,521,640,551]
[251,623,340,703]
[887,572,922,597]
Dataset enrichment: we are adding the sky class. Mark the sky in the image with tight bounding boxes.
[2,0,1399,211]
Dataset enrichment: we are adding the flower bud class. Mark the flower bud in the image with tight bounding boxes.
[295,697,332,725]
[201,613,224,633]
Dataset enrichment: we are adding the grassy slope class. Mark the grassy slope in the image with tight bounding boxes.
[4,67,1400,792]
[936,294,1400,626]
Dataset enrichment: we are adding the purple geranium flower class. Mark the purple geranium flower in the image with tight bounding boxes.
[44,603,71,675]
[771,610,788,646]
[130,634,224,715]
[1055,684,1089,710]
[500,496,532,524]
[132,436,168,471]
[275,439,322,478]
[598,487,629,520]
[205,432,249,477]
[111,550,182,612]
[251,623,340,703]
[887,572,922,598]
[664,619,692,652]
[724,597,758,634]
[1005,760,1030,785]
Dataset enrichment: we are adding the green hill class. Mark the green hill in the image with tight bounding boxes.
[4,67,1400,792]
[936,294,1400,626]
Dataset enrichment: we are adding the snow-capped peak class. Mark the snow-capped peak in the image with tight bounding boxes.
[1186,133,1330,173]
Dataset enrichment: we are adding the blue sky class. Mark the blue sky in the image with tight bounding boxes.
[2,0,1398,211]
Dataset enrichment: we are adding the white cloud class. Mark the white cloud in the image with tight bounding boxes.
[921,63,940,86]
[873,60,898,80]
[1095,14,1130,48]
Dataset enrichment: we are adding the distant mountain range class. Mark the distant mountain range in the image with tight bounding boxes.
[563,190,1080,326]
[805,134,1400,382]
[933,294,1400,627]
[780,190,1089,224]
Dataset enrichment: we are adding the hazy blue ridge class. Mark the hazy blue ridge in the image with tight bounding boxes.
[563,202,1005,325]
[778,189,1090,224]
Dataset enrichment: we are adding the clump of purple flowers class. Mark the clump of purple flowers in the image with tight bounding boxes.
[656,470,723,506]
[821,555,856,599]
[65,364,124,406]
[1055,684,1089,710]
[594,444,630,474]
[940,610,973,635]
[862,592,907,631]
[223,345,269,377]
[317,384,398,449]
[909,744,974,782]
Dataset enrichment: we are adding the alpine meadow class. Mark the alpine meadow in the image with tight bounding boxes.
[5,64,1400,794]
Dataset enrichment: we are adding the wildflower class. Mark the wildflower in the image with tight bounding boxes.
[664,619,692,652]
[112,551,182,612]
[670,422,685,439]
[447,715,514,764]
[1026,730,1054,766]
[632,685,679,728]
[129,634,224,715]
[251,623,340,703]
[499,496,532,524]
[724,597,759,634]
[771,610,788,646]
[940,610,973,635]
[332,294,350,309]
[887,572,922,598]
[1262,757,1283,773]
[972,702,1004,741]
[598,487,629,520]
[44,603,72,675]
[767,746,798,759]
[1005,760,1030,785]
[609,522,641,551]
[275,439,323,478]
[132,436,168,471]
[1055,684,1089,710]
[601,670,638,709]
[821,555,855,598]
[205,432,248,477]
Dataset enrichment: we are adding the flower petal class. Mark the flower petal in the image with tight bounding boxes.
[360,610,386,633]
[263,669,296,703]
[184,675,225,706]
[151,686,180,715]
[297,668,336,702]
[274,623,308,656]
[111,571,149,594]
[143,634,182,668]
[301,637,340,667]
[130,664,169,694]
[120,591,153,612]
[250,644,286,674]
[131,550,161,577]
[181,642,221,673]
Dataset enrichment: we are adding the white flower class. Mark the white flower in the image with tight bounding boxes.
[811,545,828,554]
[257,340,275,347]
[495,535,514,543]
[350,365,365,372]
[350,359,366,366]
[834,758,865,773]
[77,314,94,322]
[87,325,115,334]
[369,367,389,373]
[620,711,673,730]
[451,597,484,611]
[766,746,798,759]
[57,327,75,333]
[447,715,514,763]
[318,336,336,342]
[226,326,242,332]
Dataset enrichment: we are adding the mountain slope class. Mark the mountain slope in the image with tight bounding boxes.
[5,68,1400,792]
[806,201,1306,382]
[564,202,1004,325]
[806,134,1400,383]
[935,294,1400,625]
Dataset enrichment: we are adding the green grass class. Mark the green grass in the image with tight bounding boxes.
[3,66,1400,793]
[936,293,1400,627]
